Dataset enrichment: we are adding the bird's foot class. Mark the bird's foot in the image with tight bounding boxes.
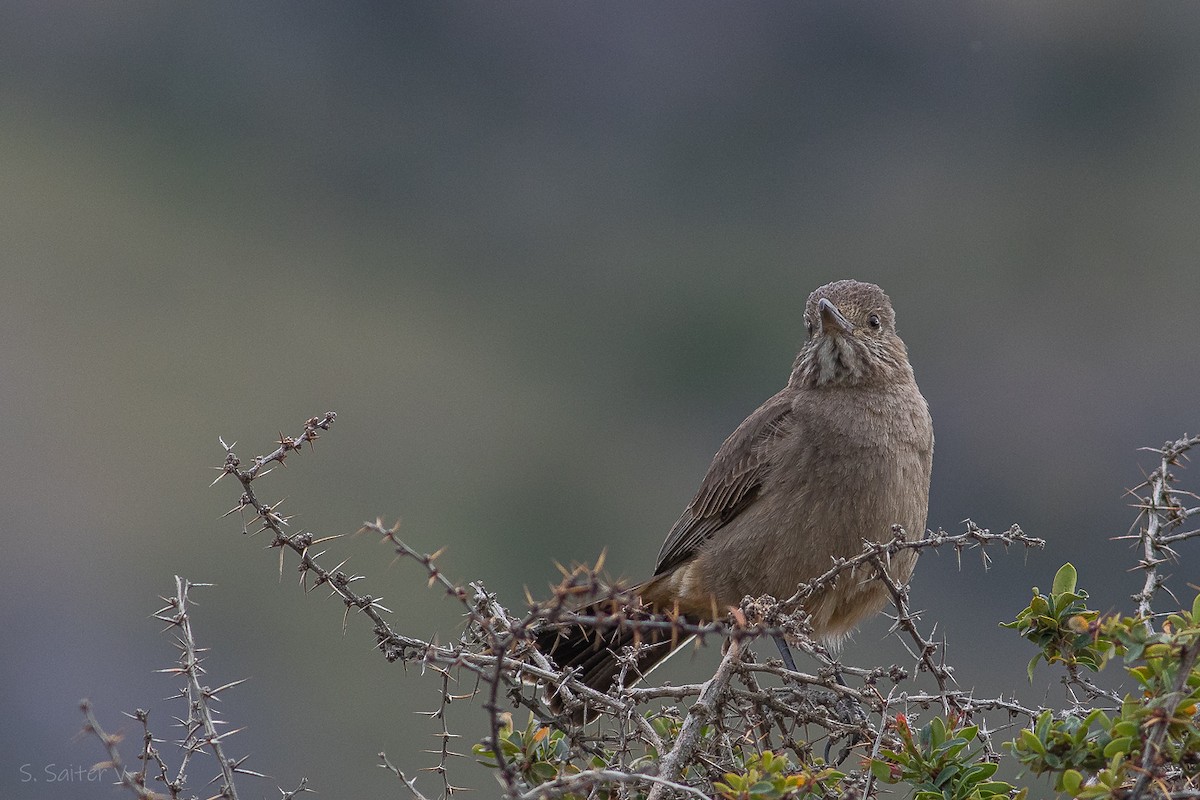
[823,671,868,766]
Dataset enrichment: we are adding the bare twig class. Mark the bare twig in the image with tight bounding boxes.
[646,638,744,800]
[79,700,161,800]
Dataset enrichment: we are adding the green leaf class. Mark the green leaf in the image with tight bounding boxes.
[1128,665,1154,687]
[1053,563,1078,596]
[1103,737,1132,758]
[979,780,1018,796]
[932,763,960,788]
[964,762,999,782]
[1192,592,1200,622]
[929,716,948,748]
[1112,719,1138,738]
[870,759,896,783]
[530,762,558,783]
[1018,729,1045,755]
[937,738,970,761]
[1061,769,1083,795]
[710,777,739,796]
[1035,710,1053,740]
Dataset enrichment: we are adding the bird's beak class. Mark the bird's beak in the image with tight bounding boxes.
[818,298,854,334]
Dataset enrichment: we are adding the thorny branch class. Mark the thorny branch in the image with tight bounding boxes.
[785,520,1042,610]
[1106,433,1200,800]
[1128,636,1200,800]
[1119,435,1200,625]
[380,751,435,800]
[81,576,307,800]
[79,701,159,800]
[201,413,1061,799]
[863,534,957,709]
[83,413,1200,798]
[164,576,248,800]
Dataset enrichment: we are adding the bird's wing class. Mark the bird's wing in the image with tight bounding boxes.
[654,388,795,575]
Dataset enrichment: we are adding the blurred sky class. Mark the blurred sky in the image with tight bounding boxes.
[4,4,1200,798]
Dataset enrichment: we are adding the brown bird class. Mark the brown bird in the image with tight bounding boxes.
[538,279,933,708]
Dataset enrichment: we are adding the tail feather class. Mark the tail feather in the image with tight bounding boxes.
[536,601,689,718]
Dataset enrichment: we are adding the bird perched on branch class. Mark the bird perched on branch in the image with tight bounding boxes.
[537,279,933,714]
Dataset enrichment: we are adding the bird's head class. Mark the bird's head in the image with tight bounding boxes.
[792,279,913,388]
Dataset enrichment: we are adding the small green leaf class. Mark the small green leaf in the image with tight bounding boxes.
[1053,563,1078,596]
[1112,719,1138,737]
[870,759,895,783]
[937,738,970,761]
[932,763,961,788]
[963,761,999,782]
[1018,728,1045,755]
[979,780,1018,796]
[929,716,948,747]
[1103,737,1132,758]
[1061,769,1083,795]
[530,762,558,783]
[1035,709,1053,739]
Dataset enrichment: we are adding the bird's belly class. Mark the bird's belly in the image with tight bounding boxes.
[689,445,927,632]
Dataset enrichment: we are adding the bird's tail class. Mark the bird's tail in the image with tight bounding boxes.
[535,580,693,717]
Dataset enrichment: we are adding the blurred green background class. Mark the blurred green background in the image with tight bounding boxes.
[4,3,1200,797]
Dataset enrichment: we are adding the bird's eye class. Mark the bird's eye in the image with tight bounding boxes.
[806,320,815,336]
[868,313,882,329]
